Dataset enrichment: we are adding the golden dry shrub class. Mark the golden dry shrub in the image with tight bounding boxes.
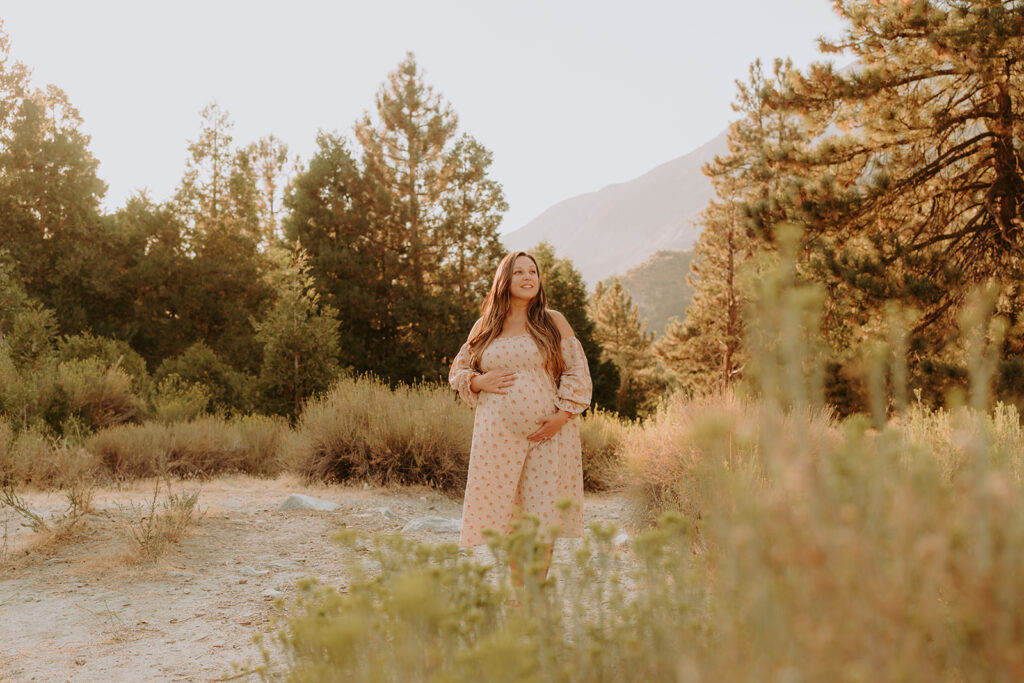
[577,408,628,491]
[57,358,141,431]
[0,424,101,488]
[87,415,288,479]
[288,376,473,496]
[620,389,838,528]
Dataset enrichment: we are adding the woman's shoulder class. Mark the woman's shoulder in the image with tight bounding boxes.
[545,309,574,337]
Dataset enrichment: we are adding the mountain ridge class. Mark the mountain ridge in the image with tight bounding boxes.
[502,128,728,285]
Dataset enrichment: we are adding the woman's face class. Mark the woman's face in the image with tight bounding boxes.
[509,255,539,303]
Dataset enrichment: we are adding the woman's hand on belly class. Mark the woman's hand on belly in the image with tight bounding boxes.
[471,370,517,395]
[526,410,571,444]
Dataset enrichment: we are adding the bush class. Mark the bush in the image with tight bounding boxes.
[257,398,1024,682]
[87,415,289,479]
[620,390,836,529]
[255,516,703,682]
[56,332,150,391]
[0,350,142,437]
[0,422,100,488]
[577,408,627,491]
[57,358,141,432]
[155,342,253,414]
[289,376,473,496]
[150,374,211,423]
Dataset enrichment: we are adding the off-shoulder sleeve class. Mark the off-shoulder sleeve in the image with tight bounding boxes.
[555,336,592,415]
[449,340,481,407]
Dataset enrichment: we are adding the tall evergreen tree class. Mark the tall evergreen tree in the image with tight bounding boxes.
[589,278,659,416]
[0,31,110,335]
[282,133,376,372]
[298,53,506,382]
[657,204,749,394]
[664,59,803,394]
[172,104,271,371]
[249,134,294,244]
[768,1,1024,401]
[254,244,341,419]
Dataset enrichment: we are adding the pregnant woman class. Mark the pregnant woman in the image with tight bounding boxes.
[449,250,592,579]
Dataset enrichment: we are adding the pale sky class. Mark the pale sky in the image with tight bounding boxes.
[2,1,846,233]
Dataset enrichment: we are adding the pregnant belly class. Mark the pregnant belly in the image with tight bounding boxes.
[491,380,555,439]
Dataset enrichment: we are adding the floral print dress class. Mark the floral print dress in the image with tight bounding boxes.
[449,330,592,547]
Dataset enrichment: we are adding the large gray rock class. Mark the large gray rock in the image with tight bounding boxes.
[277,494,340,512]
[401,516,462,534]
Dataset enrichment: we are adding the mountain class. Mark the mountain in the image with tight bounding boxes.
[608,250,695,338]
[503,128,727,286]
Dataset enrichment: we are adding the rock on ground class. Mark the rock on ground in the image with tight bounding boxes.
[401,516,462,534]
[277,494,340,512]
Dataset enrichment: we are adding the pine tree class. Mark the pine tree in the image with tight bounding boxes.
[767,1,1024,398]
[175,103,260,242]
[253,244,341,419]
[172,104,271,371]
[0,26,110,335]
[282,133,377,373]
[300,53,506,382]
[248,134,294,244]
[655,210,747,394]
[664,59,803,394]
[589,278,658,416]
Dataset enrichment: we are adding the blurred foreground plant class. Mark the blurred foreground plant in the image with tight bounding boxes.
[253,513,705,682]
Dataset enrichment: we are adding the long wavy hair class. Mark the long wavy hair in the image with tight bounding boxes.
[469,251,565,380]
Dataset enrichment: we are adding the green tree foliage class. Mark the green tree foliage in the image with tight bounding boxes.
[663,60,802,395]
[589,278,661,417]
[288,54,505,383]
[0,25,117,336]
[56,332,149,391]
[107,196,193,366]
[283,133,377,373]
[254,245,341,419]
[154,341,251,414]
[531,242,619,411]
[765,1,1024,404]
[352,52,505,381]
[172,104,272,372]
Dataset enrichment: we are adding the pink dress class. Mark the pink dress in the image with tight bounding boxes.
[449,329,592,547]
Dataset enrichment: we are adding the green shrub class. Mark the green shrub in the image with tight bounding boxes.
[290,376,473,495]
[151,374,211,423]
[155,342,253,414]
[56,358,141,432]
[254,515,702,682]
[0,349,56,431]
[56,332,150,391]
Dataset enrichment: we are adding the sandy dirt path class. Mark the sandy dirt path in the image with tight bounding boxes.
[0,476,629,682]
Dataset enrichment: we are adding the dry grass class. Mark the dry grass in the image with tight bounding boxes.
[87,415,289,480]
[620,389,837,529]
[577,408,628,491]
[121,479,204,563]
[0,425,97,487]
[289,376,474,496]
